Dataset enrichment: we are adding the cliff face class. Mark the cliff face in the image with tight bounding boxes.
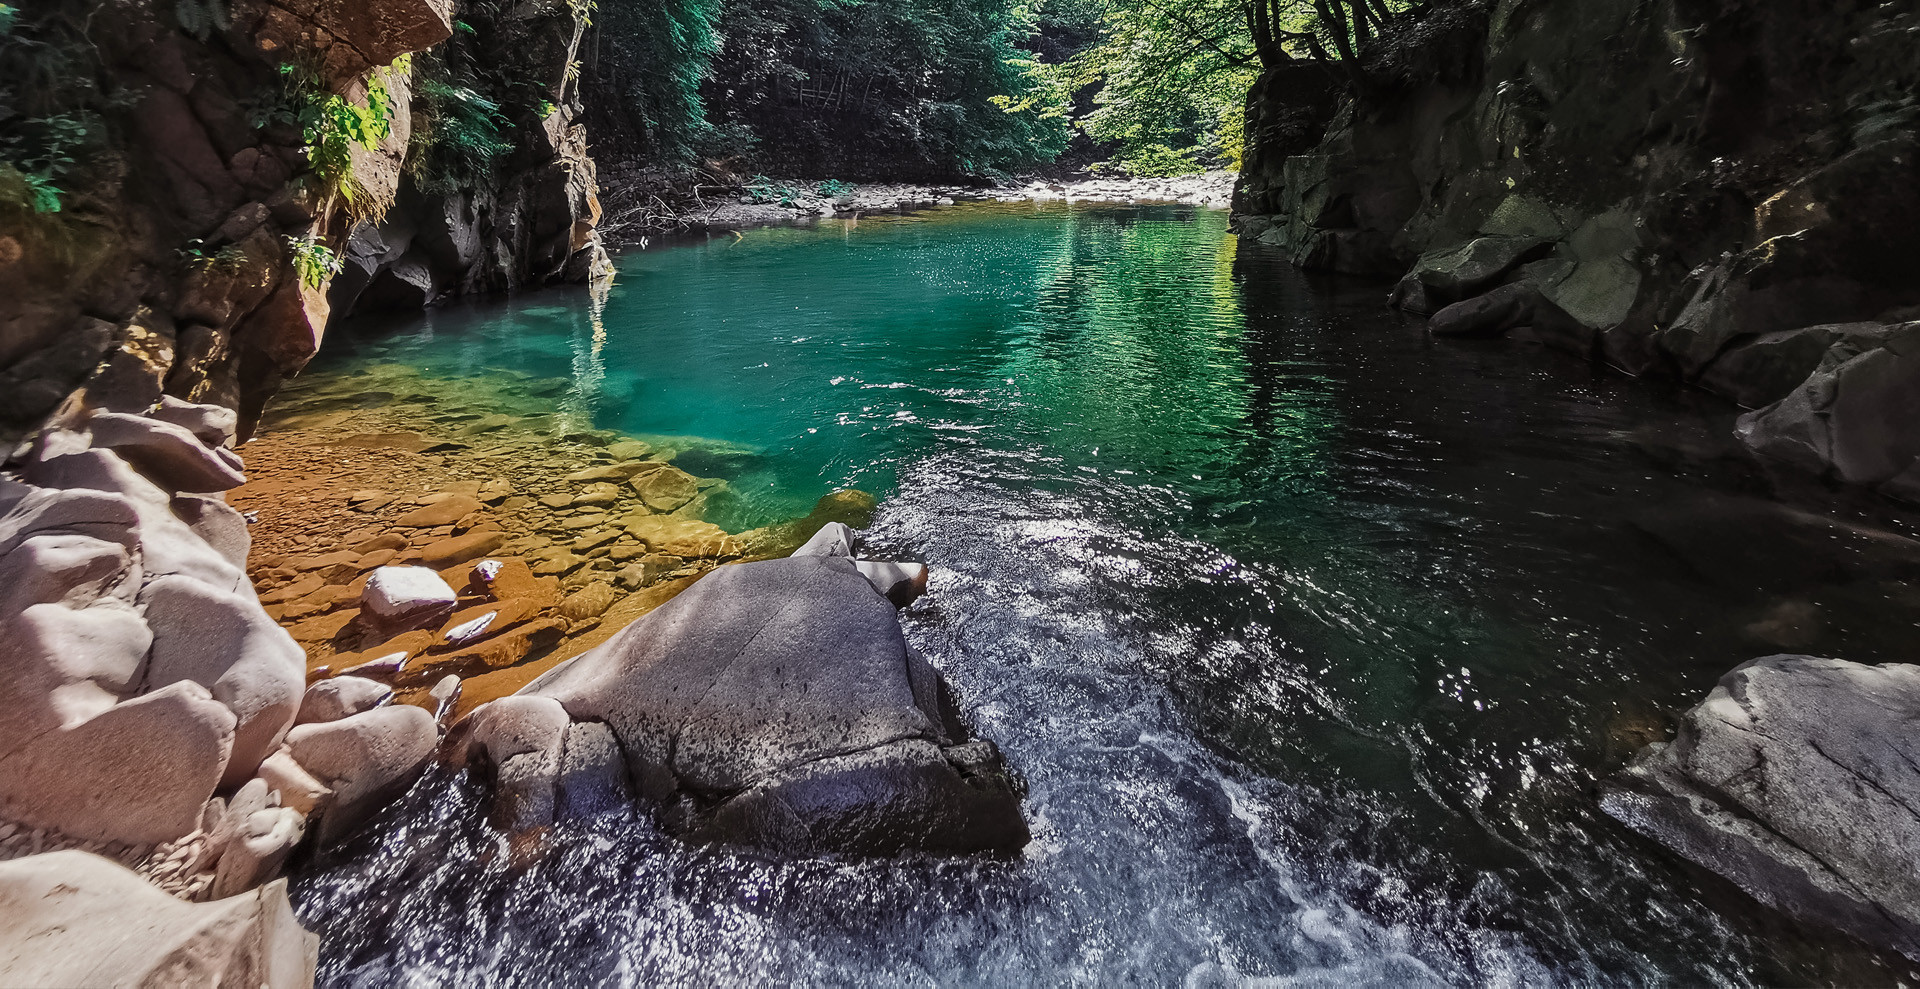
[1234,0,1920,502]
[0,0,607,445]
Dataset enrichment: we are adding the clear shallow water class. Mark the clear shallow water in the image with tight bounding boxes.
[296,203,1920,985]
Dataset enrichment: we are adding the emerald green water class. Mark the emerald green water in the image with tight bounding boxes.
[295,203,1920,986]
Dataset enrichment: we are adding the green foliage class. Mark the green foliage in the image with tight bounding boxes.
[816,178,854,198]
[409,76,514,194]
[286,233,343,288]
[177,238,248,271]
[588,0,722,163]
[0,0,112,214]
[689,0,1068,178]
[1108,142,1205,177]
[277,60,401,206]
[1030,0,1419,174]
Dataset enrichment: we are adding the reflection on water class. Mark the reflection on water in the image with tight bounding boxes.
[296,203,1920,986]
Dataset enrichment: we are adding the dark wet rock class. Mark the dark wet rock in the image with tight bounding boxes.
[1630,494,1920,591]
[1602,656,1920,959]
[1737,323,1920,504]
[557,720,631,820]
[1392,235,1553,314]
[1698,323,1890,409]
[512,555,1027,856]
[1427,282,1541,339]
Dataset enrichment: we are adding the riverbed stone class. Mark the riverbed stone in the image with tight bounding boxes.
[360,565,458,625]
[0,851,316,988]
[420,530,506,569]
[1603,655,1920,959]
[149,395,240,449]
[631,465,699,513]
[521,555,1027,855]
[395,495,485,527]
[792,521,855,558]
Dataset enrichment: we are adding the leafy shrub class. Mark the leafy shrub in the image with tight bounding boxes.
[1112,143,1205,177]
[286,233,343,288]
[408,76,514,193]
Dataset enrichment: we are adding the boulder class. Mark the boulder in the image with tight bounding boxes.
[1427,282,1540,338]
[0,532,136,614]
[141,574,307,788]
[557,720,630,820]
[855,560,928,607]
[170,492,252,570]
[285,704,437,843]
[791,521,854,558]
[0,680,236,846]
[360,565,458,624]
[453,695,571,830]
[1737,323,1920,502]
[520,555,1027,856]
[85,411,245,492]
[210,805,306,900]
[1391,235,1552,313]
[0,851,316,988]
[149,395,239,449]
[1698,322,1889,409]
[1603,656,1920,959]
[296,676,393,725]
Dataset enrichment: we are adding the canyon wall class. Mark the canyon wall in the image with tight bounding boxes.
[0,0,607,446]
[1233,0,1920,502]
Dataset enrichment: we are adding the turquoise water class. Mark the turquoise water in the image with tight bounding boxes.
[297,203,1920,985]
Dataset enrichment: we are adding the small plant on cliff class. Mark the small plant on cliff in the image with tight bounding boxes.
[278,59,401,208]
[178,238,248,272]
[286,233,343,289]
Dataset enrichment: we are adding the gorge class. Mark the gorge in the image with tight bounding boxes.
[2,0,1919,985]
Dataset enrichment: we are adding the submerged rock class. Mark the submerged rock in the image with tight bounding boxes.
[469,552,1027,856]
[1602,656,1920,959]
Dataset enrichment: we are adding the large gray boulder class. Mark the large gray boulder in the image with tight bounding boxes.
[514,555,1028,856]
[0,850,315,988]
[1602,656,1920,959]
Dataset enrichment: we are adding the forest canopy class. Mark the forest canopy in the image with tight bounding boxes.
[581,0,1424,181]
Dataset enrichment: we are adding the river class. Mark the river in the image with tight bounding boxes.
[289,202,1920,985]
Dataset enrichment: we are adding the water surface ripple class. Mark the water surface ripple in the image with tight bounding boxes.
[295,203,1920,986]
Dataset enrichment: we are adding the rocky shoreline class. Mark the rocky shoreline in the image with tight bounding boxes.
[0,342,1024,983]
[598,169,1238,238]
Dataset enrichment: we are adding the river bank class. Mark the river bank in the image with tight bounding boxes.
[230,358,876,722]
[593,167,1238,239]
